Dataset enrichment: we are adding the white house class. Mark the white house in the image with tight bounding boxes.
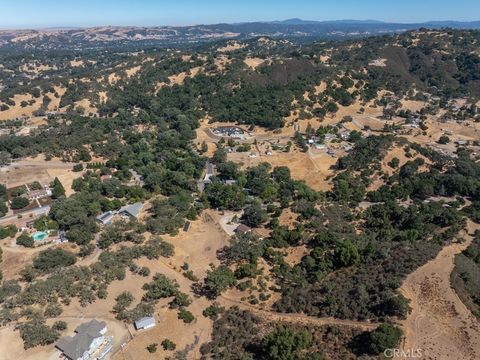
[56,319,108,360]
[26,188,52,201]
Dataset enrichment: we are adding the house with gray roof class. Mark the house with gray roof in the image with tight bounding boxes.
[96,211,114,226]
[118,202,144,219]
[56,319,108,360]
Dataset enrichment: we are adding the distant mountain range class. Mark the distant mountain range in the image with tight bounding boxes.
[0,19,479,52]
[274,18,480,27]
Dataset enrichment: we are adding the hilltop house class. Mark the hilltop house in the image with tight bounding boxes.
[56,319,110,360]
[118,202,144,219]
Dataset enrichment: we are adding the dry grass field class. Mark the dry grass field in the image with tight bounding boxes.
[114,210,230,359]
[228,148,337,192]
[400,221,480,360]
[0,156,83,196]
[0,94,41,121]
[0,242,62,280]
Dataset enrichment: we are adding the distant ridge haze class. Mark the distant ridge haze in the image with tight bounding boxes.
[1,19,480,31]
[0,19,479,52]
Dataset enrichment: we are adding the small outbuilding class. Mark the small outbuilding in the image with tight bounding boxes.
[134,316,156,330]
[96,211,114,226]
[235,224,252,235]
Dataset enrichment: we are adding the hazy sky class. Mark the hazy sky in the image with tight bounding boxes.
[0,0,479,28]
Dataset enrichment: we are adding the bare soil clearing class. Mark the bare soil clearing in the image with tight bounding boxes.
[244,57,265,69]
[125,65,141,77]
[400,221,480,360]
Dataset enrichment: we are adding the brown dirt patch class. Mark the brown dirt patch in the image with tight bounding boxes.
[244,58,265,69]
[399,221,480,360]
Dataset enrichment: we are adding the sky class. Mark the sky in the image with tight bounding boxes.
[0,0,479,29]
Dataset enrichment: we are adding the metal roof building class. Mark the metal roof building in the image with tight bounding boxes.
[134,316,156,330]
[118,202,144,218]
[96,211,114,225]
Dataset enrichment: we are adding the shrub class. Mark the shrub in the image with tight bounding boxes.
[72,164,84,172]
[161,339,176,351]
[44,303,62,318]
[146,343,157,353]
[438,135,450,144]
[183,270,199,281]
[16,232,34,248]
[52,321,67,331]
[204,265,236,298]
[369,324,403,354]
[203,303,225,320]
[178,309,194,323]
[169,292,191,309]
[138,266,151,277]
[0,225,18,239]
[261,326,312,360]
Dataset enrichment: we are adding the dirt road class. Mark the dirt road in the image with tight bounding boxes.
[400,221,480,360]
[219,295,380,331]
